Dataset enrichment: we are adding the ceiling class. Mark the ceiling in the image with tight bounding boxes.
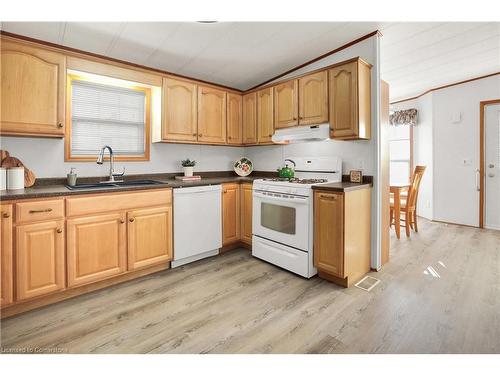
[1,22,499,101]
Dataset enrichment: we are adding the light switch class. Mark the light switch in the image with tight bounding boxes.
[462,158,472,167]
[451,112,462,123]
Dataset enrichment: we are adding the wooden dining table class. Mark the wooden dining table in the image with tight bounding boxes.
[390,183,410,239]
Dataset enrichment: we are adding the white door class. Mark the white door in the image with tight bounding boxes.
[485,104,500,230]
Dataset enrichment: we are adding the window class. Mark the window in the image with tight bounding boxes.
[66,74,150,161]
[389,124,413,184]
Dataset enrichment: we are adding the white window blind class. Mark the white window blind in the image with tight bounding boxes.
[71,79,146,156]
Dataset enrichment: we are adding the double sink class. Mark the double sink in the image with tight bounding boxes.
[65,179,165,190]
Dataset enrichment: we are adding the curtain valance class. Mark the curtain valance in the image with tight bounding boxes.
[390,108,418,126]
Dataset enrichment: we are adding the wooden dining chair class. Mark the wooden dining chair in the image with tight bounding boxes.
[390,166,426,237]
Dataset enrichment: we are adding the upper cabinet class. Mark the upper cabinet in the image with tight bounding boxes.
[227,93,243,145]
[274,80,298,129]
[298,71,328,125]
[329,58,372,140]
[198,85,227,144]
[162,78,198,142]
[1,40,65,137]
[257,87,274,144]
[242,92,257,144]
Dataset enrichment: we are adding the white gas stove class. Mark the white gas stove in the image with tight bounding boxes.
[252,156,342,278]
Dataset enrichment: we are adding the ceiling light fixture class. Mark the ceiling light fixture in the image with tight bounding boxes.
[196,21,218,24]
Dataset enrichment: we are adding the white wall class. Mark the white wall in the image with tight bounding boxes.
[244,35,382,269]
[432,75,500,226]
[391,74,500,226]
[0,137,244,178]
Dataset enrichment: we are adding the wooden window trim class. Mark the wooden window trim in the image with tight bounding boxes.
[65,73,151,162]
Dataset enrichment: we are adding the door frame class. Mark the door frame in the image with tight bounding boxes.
[479,99,500,228]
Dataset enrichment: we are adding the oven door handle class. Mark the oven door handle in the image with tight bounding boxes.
[253,191,309,204]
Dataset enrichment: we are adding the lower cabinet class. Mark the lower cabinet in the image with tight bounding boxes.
[240,183,253,245]
[127,206,173,270]
[16,220,66,300]
[67,213,127,287]
[1,205,13,306]
[222,183,241,245]
[314,188,371,287]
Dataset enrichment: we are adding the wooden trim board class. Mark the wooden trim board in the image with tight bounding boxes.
[391,72,500,105]
[246,30,380,91]
[479,99,500,228]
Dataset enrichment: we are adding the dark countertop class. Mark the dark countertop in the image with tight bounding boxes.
[312,181,373,192]
[0,173,267,201]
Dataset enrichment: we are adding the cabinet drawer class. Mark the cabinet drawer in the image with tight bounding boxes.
[15,199,65,223]
[66,189,172,217]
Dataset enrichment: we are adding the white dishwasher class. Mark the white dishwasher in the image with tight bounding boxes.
[172,185,222,268]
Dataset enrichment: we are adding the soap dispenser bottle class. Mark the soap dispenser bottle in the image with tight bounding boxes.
[67,168,77,186]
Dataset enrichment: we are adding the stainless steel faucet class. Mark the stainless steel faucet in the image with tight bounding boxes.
[96,145,125,183]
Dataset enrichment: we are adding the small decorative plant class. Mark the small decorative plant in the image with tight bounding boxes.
[181,159,196,177]
[181,159,196,167]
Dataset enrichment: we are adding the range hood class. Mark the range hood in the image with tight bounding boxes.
[272,123,330,143]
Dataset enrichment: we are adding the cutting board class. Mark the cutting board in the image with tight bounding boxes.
[0,150,36,187]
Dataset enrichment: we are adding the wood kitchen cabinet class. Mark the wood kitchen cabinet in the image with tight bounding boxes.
[274,79,298,129]
[1,205,13,306]
[67,213,127,287]
[1,39,66,137]
[198,85,227,144]
[298,71,328,125]
[227,93,243,145]
[222,183,241,245]
[242,92,257,144]
[257,87,274,144]
[162,78,198,142]
[127,206,172,270]
[16,220,66,300]
[329,58,372,140]
[240,183,253,245]
[314,187,371,287]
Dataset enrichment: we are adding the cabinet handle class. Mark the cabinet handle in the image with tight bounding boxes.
[56,228,63,234]
[223,190,227,194]
[293,117,297,120]
[57,123,63,128]
[2,212,10,218]
[193,133,197,136]
[120,219,125,224]
[29,208,53,214]
[319,194,337,200]
[198,134,203,138]
[129,218,135,222]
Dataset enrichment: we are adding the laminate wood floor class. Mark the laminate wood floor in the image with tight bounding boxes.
[1,219,499,354]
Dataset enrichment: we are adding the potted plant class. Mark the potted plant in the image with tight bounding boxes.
[181,159,196,177]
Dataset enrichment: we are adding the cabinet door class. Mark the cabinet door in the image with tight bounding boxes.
[67,213,126,287]
[242,92,257,144]
[16,220,65,300]
[222,183,240,245]
[314,192,344,277]
[274,80,298,129]
[329,61,357,139]
[198,85,226,144]
[1,40,65,137]
[299,71,328,125]
[1,205,13,306]
[240,184,253,245]
[227,93,242,145]
[163,78,198,142]
[257,87,274,144]
[127,206,172,270]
